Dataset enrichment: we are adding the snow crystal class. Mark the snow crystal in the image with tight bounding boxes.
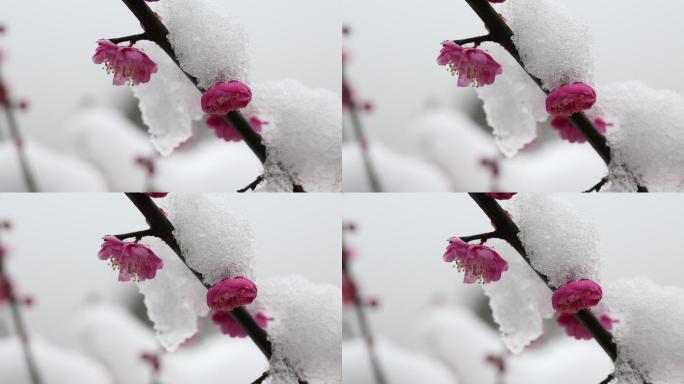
[0,141,106,191]
[131,41,203,156]
[0,337,112,384]
[409,108,497,191]
[157,0,250,90]
[258,275,341,383]
[475,43,547,157]
[502,0,595,90]
[418,305,503,384]
[73,303,159,384]
[482,238,553,354]
[342,143,450,192]
[510,194,601,288]
[595,81,684,191]
[343,340,454,384]
[250,79,341,192]
[603,277,684,384]
[138,237,209,351]
[65,106,152,191]
[165,194,256,285]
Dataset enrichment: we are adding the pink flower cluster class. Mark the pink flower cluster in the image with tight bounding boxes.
[211,310,273,338]
[206,276,258,312]
[443,238,508,284]
[556,312,617,340]
[92,40,158,86]
[437,41,502,87]
[545,83,596,117]
[201,81,252,115]
[551,279,603,313]
[98,236,163,282]
[206,115,266,142]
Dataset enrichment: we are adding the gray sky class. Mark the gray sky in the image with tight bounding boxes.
[0,193,341,347]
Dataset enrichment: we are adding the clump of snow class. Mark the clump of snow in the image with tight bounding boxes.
[64,106,152,191]
[502,0,595,90]
[155,142,262,192]
[138,237,209,351]
[418,305,503,384]
[603,277,684,384]
[73,302,160,384]
[343,340,454,384]
[509,194,601,287]
[596,81,684,191]
[165,194,256,285]
[253,160,298,192]
[157,0,250,90]
[0,337,112,384]
[162,337,267,384]
[475,43,547,157]
[250,79,341,192]
[0,141,106,191]
[131,41,203,156]
[482,238,553,354]
[343,143,450,192]
[409,108,497,191]
[258,275,341,383]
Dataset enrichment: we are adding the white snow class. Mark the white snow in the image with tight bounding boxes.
[0,141,106,191]
[510,194,601,288]
[131,41,203,156]
[157,0,251,90]
[475,43,547,157]
[165,194,256,285]
[343,340,455,384]
[251,79,342,192]
[481,238,553,354]
[138,237,210,351]
[258,275,341,383]
[603,277,684,384]
[502,0,595,90]
[596,81,684,191]
[343,143,451,192]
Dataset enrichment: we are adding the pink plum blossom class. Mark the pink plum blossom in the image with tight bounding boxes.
[0,275,12,303]
[444,239,508,284]
[200,81,252,115]
[552,279,603,313]
[488,0,506,2]
[556,312,617,340]
[437,41,502,87]
[144,192,168,198]
[545,82,596,117]
[211,310,273,338]
[342,273,355,305]
[205,114,266,142]
[550,117,611,143]
[485,193,517,200]
[98,235,163,282]
[92,40,158,86]
[206,277,257,311]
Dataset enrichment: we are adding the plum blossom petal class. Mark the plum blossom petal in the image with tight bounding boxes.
[545,82,596,117]
[200,81,252,115]
[552,279,603,313]
[206,276,257,312]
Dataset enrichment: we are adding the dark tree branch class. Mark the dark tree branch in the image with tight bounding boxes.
[116,0,305,192]
[599,373,614,384]
[0,238,42,384]
[342,237,387,384]
[584,176,609,193]
[342,67,383,192]
[107,32,149,45]
[237,175,264,193]
[0,66,37,192]
[114,228,154,241]
[459,230,500,243]
[123,194,307,383]
[453,34,492,46]
[467,193,618,361]
[251,371,270,384]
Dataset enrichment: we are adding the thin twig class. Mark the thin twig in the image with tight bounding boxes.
[459,230,500,243]
[107,32,149,45]
[453,34,492,46]
[467,193,618,361]
[113,228,154,241]
[122,193,308,384]
[584,176,609,193]
[0,66,37,192]
[237,175,264,193]
[0,237,42,384]
[342,236,387,384]
[599,373,614,384]
[251,371,270,384]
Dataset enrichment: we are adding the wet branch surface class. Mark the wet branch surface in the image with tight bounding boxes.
[0,241,42,384]
[121,193,308,384]
[116,0,305,192]
[467,193,618,361]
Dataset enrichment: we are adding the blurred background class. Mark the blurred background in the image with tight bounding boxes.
[0,193,341,383]
[0,0,340,191]
[342,0,684,192]
[343,193,684,383]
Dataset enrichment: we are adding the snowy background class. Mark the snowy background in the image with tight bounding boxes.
[0,193,341,382]
[342,0,684,192]
[343,193,684,383]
